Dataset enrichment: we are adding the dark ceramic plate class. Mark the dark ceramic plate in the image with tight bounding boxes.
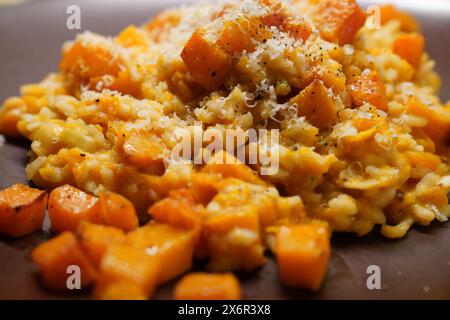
[0,0,449,300]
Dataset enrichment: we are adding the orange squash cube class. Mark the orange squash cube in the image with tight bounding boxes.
[181,29,232,90]
[392,34,424,69]
[217,19,257,54]
[349,71,388,111]
[313,0,366,45]
[116,25,147,48]
[290,80,338,131]
[99,192,139,232]
[276,223,330,290]
[48,185,102,233]
[127,224,195,284]
[60,41,120,80]
[259,1,311,42]
[77,221,127,267]
[380,4,419,32]
[148,194,203,234]
[201,151,267,186]
[122,132,165,168]
[190,173,220,205]
[174,273,242,300]
[31,232,97,291]
[93,244,160,300]
[0,184,47,238]
[408,97,450,143]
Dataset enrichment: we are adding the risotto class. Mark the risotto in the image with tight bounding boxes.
[0,0,450,297]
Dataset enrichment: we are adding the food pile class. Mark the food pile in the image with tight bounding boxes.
[0,0,449,299]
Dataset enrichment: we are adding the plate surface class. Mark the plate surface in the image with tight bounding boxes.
[0,0,449,300]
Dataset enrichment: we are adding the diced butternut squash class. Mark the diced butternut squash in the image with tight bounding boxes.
[127,224,195,284]
[98,192,139,232]
[60,41,120,79]
[289,80,338,131]
[190,173,220,205]
[204,206,265,271]
[181,29,232,90]
[93,244,160,300]
[174,273,242,300]
[260,1,311,41]
[201,151,267,186]
[77,222,127,267]
[405,151,441,172]
[349,71,388,111]
[60,39,142,97]
[31,232,97,291]
[0,184,47,238]
[0,97,26,137]
[392,34,424,69]
[312,58,346,93]
[116,25,147,48]
[407,97,450,143]
[122,132,165,168]
[276,223,330,290]
[340,128,377,152]
[380,4,419,32]
[148,191,203,233]
[48,185,101,233]
[285,20,312,42]
[217,19,257,55]
[313,0,366,45]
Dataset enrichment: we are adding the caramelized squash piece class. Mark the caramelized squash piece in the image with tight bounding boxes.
[48,185,101,233]
[99,192,139,232]
[93,244,160,300]
[174,273,242,300]
[0,98,26,137]
[380,4,419,32]
[313,0,366,45]
[289,80,338,131]
[408,97,450,143]
[0,184,47,238]
[148,189,203,233]
[217,19,258,54]
[61,39,141,97]
[190,173,220,205]
[77,221,127,267]
[349,71,388,111]
[60,41,120,79]
[260,0,311,41]
[405,151,441,172]
[122,132,165,168]
[204,206,265,271]
[116,25,147,48]
[181,29,232,90]
[31,232,97,291]
[392,34,424,69]
[201,151,267,186]
[127,224,196,284]
[276,223,330,290]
